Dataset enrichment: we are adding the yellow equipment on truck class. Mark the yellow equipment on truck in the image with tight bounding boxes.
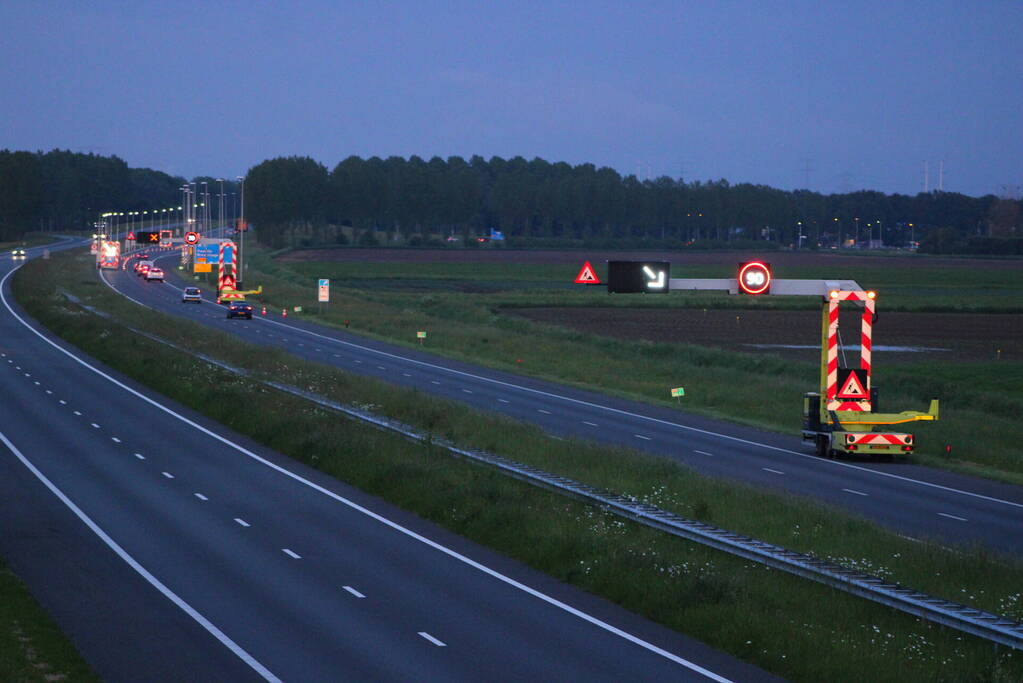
[801,288,939,459]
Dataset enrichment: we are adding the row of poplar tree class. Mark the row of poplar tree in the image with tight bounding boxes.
[244,155,1021,253]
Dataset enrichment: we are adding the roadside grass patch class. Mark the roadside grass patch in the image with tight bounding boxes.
[0,561,99,682]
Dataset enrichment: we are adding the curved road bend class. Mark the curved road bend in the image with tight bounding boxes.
[1,246,768,681]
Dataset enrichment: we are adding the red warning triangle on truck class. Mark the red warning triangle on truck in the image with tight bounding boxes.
[574,261,601,284]
[837,369,869,399]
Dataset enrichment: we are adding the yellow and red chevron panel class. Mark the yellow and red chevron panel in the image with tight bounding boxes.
[826,290,876,412]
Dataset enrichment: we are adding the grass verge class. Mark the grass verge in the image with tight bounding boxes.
[10,248,1023,680]
[0,560,99,682]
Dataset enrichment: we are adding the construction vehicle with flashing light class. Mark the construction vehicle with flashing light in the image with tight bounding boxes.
[801,288,939,459]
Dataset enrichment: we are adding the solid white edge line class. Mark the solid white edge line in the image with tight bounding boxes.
[238,288,1023,513]
[0,430,280,683]
[418,631,447,647]
[17,264,735,680]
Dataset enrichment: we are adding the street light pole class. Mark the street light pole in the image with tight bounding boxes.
[237,175,245,287]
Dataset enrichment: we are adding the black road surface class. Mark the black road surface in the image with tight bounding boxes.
[1,241,771,680]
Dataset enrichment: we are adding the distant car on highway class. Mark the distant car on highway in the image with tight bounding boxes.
[136,260,154,276]
[181,286,202,303]
[226,302,253,319]
[11,248,26,260]
[145,267,164,282]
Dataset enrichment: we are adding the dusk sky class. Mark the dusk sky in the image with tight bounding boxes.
[2,1,1020,197]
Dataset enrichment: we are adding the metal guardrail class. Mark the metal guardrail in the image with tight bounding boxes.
[68,291,1023,650]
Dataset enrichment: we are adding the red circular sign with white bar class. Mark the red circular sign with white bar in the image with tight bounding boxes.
[184,231,200,245]
[738,261,771,295]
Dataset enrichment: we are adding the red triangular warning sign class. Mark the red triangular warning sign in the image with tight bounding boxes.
[574,261,601,284]
[837,370,869,399]
[127,231,135,240]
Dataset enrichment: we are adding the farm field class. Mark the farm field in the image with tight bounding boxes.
[243,246,1023,481]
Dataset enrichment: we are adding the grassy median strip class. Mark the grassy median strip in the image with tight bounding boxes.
[0,560,99,682]
[11,250,1023,681]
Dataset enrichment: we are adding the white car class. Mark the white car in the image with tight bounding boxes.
[181,286,202,303]
[145,267,164,282]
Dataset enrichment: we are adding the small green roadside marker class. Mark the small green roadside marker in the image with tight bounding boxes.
[670,387,685,398]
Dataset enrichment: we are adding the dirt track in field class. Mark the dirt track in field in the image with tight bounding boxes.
[280,247,1023,270]
[505,307,1022,364]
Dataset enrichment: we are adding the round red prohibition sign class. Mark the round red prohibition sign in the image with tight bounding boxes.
[184,231,200,245]
[738,261,771,295]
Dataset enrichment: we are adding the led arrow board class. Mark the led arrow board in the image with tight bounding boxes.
[738,261,772,295]
[607,261,670,293]
[137,231,161,245]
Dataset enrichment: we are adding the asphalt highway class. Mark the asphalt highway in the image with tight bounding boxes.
[108,246,1023,558]
[2,242,768,680]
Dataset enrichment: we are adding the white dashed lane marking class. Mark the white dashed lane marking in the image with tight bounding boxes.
[111,437,121,443]
[939,512,968,522]
[73,411,82,416]
[634,434,652,441]
[134,453,145,460]
[462,389,473,394]
[538,409,551,415]
[762,468,785,475]
[418,632,447,647]
[282,549,301,559]
[695,450,713,456]
[234,518,251,528]
[342,586,365,598]
[499,399,510,404]
[843,488,869,497]
[194,493,208,501]
[583,421,597,427]
[162,472,175,479]
[91,423,101,429]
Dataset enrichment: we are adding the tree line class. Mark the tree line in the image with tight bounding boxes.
[245,155,1022,254]
[0,149,187,242]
